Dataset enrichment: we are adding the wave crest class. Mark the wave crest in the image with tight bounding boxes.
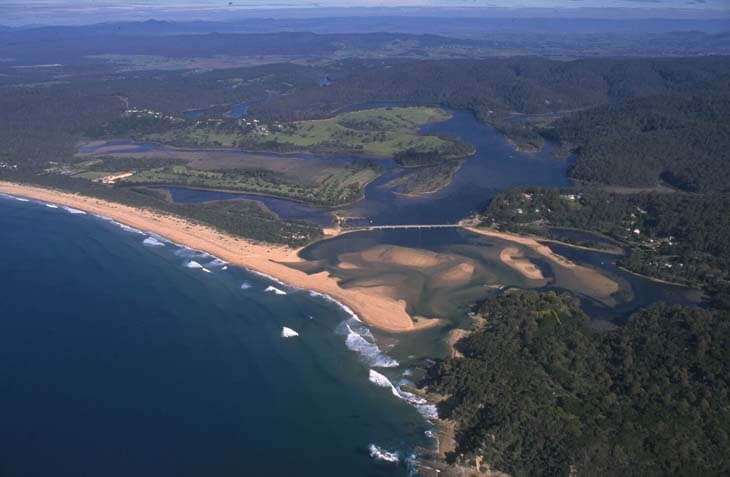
[368,444,400,463]
[143,237,165,247]
[337,319,398,368]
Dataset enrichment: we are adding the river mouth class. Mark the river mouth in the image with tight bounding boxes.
[84,108,700,327]
[102,108,567,226]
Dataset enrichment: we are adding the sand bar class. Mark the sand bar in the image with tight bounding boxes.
[465,225,619,299]
[0,181,440,333]
[499,247,545,280]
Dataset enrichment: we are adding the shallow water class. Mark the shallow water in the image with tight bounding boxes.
[0,197,433,476]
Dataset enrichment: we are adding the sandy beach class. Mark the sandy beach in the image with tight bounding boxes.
[0,181,440,333]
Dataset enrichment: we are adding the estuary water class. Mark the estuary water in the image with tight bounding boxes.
[0,196,432,477]
[160,109,568,225]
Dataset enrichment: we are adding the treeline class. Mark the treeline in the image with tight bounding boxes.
[0,170,321,247]
[546,94,730,192]
[482,187,730,298]
[250,56,730,126]
[393,137,474,167]
[0,89,123,172]
[423,291,730,477]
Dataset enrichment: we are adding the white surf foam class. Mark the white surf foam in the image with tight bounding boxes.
[62,206,85,214]
[308,290,360,322]
[240,281,252,290]
[221,266,228,271]
[369,369,439,420]
[185,260,203,269]
[114,222,144,235]
[206,258,227,268]
[281,326,299,338]
[369,369,401,397]
[175,247,210,260]
[14,197,29,202]
[265,286,287,295]
[143,236,165,247]
[399,389,439,420]
[368,444,400,463]
[44,203,58,208]
[337,320,398,368]
[202,267,211,273]
[249,269,287,287]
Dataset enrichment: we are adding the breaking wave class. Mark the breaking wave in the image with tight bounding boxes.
[115,222,144,235]
[14,197,29,202]
[265,285,287,295]
[281,326,299,338]
[185,260,203,269]
[249,269,287,287]
[240,281,252,290]
[143,236,165,247]
[368,369,438,420]
[368,444,400,463]
[44,203,58,208]
[308,291,359,322]
[368,369,400,397]
[175,247,210,260]
[62,206,85,214]
[336,319,398,368]
[206,258,227,268]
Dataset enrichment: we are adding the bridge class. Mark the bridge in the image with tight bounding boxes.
[341,223,464,232]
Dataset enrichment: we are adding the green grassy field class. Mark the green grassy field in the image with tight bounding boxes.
[120,161,379,206]
[147,107,455,157]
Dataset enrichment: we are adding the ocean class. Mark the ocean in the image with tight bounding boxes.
[0,196,432,476]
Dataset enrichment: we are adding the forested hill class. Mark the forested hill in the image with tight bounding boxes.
[423,291,730,477]
[251,56,730,121]
[548,94,730,192]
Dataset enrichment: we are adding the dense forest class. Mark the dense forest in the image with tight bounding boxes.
[481,187,730,300]
[251,56,730,119]
[424,291,730,477]
[547,94,730,192]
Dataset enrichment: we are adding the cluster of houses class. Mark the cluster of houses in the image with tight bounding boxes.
[123,108,180,123]
[97,172,135,185]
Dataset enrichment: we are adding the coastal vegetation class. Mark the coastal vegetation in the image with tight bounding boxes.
[385,161,465,195]
[90,106,466,158]
[480,187,730,305]
[423,290,730,476]
[2,172,321,246]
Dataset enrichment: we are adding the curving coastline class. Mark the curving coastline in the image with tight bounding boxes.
[0,181,441,333]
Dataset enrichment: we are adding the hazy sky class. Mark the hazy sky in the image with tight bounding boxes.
[2,0,729,26]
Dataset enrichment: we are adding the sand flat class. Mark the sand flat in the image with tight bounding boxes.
[499,247,544,280]
[466,226,619,301]
[0,181,438,333]
[359,245,444,268]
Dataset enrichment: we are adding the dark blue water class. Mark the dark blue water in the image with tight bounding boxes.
[0,196,432,476]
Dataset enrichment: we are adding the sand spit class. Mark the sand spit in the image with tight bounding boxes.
[499,247,544,280]
[0,181,439,333]
[465,226,619,301]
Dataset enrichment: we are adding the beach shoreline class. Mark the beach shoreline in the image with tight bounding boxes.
[0,181,441,334]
